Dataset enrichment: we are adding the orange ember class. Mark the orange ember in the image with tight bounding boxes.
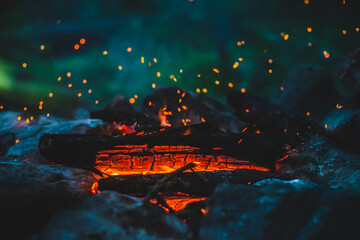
[93,143,270,211]
[95,145,269,176]
[149,193,206,212]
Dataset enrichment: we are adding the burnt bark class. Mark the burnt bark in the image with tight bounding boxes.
[98,169,291,197]
[39,126,286,170]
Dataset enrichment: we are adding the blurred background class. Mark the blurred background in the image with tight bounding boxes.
[0,0,359,116]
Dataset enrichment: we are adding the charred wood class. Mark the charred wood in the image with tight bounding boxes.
[39,127,286,170]
[98,169,292,197]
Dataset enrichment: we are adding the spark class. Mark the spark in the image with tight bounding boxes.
[22,63,27,68]
[129,98,135,104]
[153,58,157,63]
[40,45,45,50]
[127,47,132,52]
[215,80,220,85]
[196,88,200,93]
[152,83,156,88]
[157,72,161,77]
[103,51,108,55]
[202,88,207,93]
[67,72,71,77]
[233,62,239,69]
[228,83,233,88]
[80,38,86,44]
[57,77,61,81]
[78,93,82,97]
[213,68,220,73]
[82,79,87,84]
[141,57,144,63]
[74,44,80,50]
[307,27,312,32]
[241,88,246,93]
[49,93,53,98]
[118,66,123,70]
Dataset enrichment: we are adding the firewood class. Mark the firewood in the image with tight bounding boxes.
[98,169,291,197]
[39,126,286,170]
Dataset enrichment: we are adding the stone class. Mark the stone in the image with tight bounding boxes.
[276,135,360,190]
[39,191,191,240]
[0,161,96,238]
[0,111,103,156]
[199,179,360,240]
[271,65,340,122]
[0,132,15,156]
[336,48,360,94]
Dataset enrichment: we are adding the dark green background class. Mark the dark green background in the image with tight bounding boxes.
[1,0,359,115]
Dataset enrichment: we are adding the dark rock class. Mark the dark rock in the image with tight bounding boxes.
[276,135,360,190]
[90,95,159,128]
[0,111,102,156]
[271,65,340,121]
[336,48,360,94]
[227,90,324,145]
[39,191,191,240]
[0,132,15,156]
[142,86,245,133]
[199,179,360,240]
[0,161,96,238]
[323,96,360,152]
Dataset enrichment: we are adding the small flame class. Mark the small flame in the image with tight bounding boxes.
[159,99,171,127]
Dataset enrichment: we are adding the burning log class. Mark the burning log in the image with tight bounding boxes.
[143,163,196,203]
[39,124,286,170]
[227,90,325,144]
[98,169,291,197]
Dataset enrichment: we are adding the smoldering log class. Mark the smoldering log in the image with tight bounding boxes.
[98,169,292,197]
[227,90,325,144]
[39,129,286,169]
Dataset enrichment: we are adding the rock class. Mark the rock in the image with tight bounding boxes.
[0,111,103,156]
[0,161,96,238]
[271,65,340,121]
[39,191,191,240]
[199,179,360,240]
[142,86,245,133]
[336,48,360,94]
[322,95,360,152]
[0,132,15,156]
[90,95,159,128]
[227,90,324,145]
[276,135,360,190]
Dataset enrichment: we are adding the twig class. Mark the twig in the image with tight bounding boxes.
[143,162,196,204]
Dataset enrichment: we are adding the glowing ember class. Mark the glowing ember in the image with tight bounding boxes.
[95,145,270,176]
